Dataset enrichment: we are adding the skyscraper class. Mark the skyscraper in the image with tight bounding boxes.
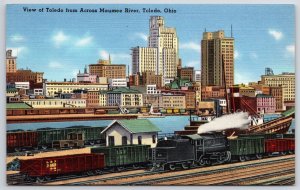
[132,16,179,85]
[201,30,234,87]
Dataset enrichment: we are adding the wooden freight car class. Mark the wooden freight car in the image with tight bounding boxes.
[37,126,105,149]
[91,145,150,170]
[265,139,295,155]
[20,153,105,182]
[228,136,265,161]
[7,131,38,152]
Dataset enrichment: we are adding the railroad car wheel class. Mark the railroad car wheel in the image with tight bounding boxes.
[181,163,189,169]
[280,152,287,155]
[87,171,94,176]
[36,177,45,183]
[95,169,103,175]
[245,156,251,161]
[117,167,124,172]
[14,148,21,152]
[44,176,51,181]
[168,164,176,171]
[41,145,48,150]
[239,155,246,162]
[255,154,263,159]
[133,164,140,169]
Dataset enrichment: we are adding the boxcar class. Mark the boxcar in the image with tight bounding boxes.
[20,153,105,180]
[228,137,265,161]
[91,145,150,168]
[7,131,38,152]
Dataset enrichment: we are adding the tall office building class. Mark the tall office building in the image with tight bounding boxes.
[201,30,234,87]
[132,16,179,84]
[261,72,295,102]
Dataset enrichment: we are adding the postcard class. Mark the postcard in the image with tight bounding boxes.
[6,4,295,186]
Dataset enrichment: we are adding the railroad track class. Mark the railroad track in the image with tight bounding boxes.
[167,162,294,185]
[121,156,294,185]
[62,155,294,186]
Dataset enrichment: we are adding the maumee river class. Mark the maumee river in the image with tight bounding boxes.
[6,115,295,134]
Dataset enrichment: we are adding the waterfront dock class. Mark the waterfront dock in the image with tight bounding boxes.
[7,114,138,124]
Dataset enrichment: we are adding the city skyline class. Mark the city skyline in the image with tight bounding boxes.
[6,4,295,84]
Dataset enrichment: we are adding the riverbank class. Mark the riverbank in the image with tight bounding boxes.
[7,114,138,124]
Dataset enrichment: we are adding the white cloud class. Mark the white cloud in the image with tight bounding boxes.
[135,32,148,41]
[10,34,25,42]
[180,42,201,52]
[268,29,283,41]
[75,36,93,47]
[6,47,27,56]
[48,61,63,69]
[250,52,258,59]
[99,50,109,60]
[52,31,69,47]
[286,44,295,54]
[234,50,240,59]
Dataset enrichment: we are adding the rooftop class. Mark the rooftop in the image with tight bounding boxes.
[103,119,161,134]
[7,103,32,109]
[107,87,142,94]
[256,94,273,98]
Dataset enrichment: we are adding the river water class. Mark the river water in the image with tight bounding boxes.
[6,115,295,134]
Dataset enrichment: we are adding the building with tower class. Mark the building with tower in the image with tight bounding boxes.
[131,16,179,85]
[6,50,17,73]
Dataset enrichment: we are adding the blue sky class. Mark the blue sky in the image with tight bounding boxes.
[6,4,295,84]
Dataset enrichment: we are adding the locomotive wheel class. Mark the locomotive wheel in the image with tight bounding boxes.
[245,156,251,161]
[255,154,263,159]
[239,155,246,162]
[168,164,176,171]
[205,160,211,166]
[198,158,205,166]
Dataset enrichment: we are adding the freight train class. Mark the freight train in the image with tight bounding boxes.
[17,132,295,182]
[7,126,106,152]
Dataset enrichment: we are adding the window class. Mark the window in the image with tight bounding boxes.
[108,136,115,146]
[138,136,142,145]
[152,135,156,144]
[122,136,127,145]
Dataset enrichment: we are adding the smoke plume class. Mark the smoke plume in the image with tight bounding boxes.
[197,112,250,134]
